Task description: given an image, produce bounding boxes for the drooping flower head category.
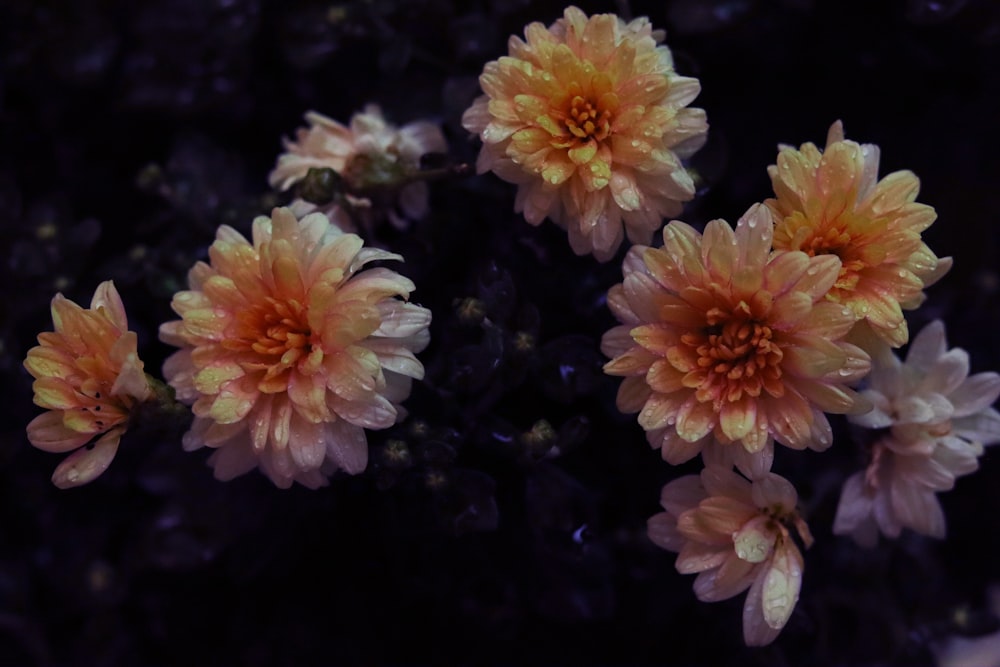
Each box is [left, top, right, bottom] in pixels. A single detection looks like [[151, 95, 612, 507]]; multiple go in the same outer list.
[[462, 6, 708, 262], [765, 121, 951, 347], [834, 320, 1000, 545], [270, 105, 447, 231], [602, 204, 871, 470], [24, 281, 153, 488], [160, 207, 431, 489], [648, 464, 813, 646]]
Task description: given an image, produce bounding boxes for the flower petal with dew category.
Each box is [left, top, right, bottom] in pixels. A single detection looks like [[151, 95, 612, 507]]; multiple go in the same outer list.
[[24, 281, 153, 488], [648, 464, 812, 646], [834, 320, 1000, 544], [766, 121, 951, 347], [270, 105, 447, 231], [462, 6, 708, 262], [602, 204, 871, 472], [160, 207, 431, 489]]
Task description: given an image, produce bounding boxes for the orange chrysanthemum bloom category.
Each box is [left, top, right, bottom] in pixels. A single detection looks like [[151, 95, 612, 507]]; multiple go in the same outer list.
[[462, 6, 708, 262], [24, 281, 153, 488], [160, 207, 431, 489], [765, 121, 951, 347], [602, 204, 872, 469]]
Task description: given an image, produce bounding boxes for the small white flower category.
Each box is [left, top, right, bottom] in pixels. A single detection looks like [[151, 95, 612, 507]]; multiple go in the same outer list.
[[834, 320, 1000, 544]]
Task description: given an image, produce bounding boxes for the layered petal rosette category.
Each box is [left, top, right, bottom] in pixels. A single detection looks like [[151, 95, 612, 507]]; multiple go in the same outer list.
[[834, 320, 1000, 544], [24, 281, 153, 488], [648, 464, 813, 646], [270, 105, 447, 230], [766, 121, 951, 347], [160, 207, 431, 489], [602, 204, 871, 470], [462, 5, 708, 261]]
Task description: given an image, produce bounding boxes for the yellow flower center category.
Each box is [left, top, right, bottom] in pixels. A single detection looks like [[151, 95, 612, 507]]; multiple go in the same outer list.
[[679, 302, 785, 406], [563, 95, 611, 143]]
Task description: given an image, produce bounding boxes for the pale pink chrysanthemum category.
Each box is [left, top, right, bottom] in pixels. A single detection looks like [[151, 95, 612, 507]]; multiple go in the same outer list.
[[462, 5, 708, 262], [269, 105, 447, 230], [765, 121, 951, 348], [160, 207, 431, 489], [648, 464, 813, 646], [24, 281, 153, 488], [602, 204, 871, 471], [834, 320, 1000, 545]]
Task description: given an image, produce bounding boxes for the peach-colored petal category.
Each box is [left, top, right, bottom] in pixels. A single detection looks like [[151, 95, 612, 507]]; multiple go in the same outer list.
[[463, 6, 708, 260], [767, 122, 942, 347], [23, 281, 151, 487], [51, 428, 122, 489], [161, 208, 430, 488]]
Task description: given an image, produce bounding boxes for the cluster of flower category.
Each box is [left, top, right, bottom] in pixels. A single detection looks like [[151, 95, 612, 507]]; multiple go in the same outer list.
[[21, 4, 1000, 647]]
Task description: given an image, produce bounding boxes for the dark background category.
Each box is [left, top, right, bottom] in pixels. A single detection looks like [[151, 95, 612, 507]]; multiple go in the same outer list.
[[1, 0, 999, 665]]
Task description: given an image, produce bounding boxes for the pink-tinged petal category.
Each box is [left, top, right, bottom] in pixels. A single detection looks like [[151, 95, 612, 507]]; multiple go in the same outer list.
[[797, 301, 856, 340], [950, 372, 1000, 418], [704, 438, 774, 479], [762, 391, 813, 449], [326, 418, 368, 474], [659, 428, 708, 464], [793, 254, 842, 302], [659, 475, 707, 516], [617, 376, 653, 413], [733, 205, 773, 291], [647, 513, 685, 551], [916, 348, 968, 396], [680, 497, 757, 543], [693, 558, 756, 602], [287, 413, 327, 471], [702, 219, 738, 281], [807, 409, 834, 451], [953, 408, 1000, 446], [51, 428, 122, 489], [751, 472, 799, 510], [207, 438, 260, 481], [638, 392, 686, 431], [26, 412, 94, 452], [782, 337, 847, 378], [763, 251, 810, 296], [832, 473, 875, 543], [890, 478, 946, 538], [701, 465, 754, 504], [742, 563, 783, 647], [676, 541, 730, 574]]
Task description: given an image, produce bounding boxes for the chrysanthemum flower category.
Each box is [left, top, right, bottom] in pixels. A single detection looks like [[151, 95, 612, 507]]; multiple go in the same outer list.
[[24, 281, 153, 488], [765, 121, 951, 347], [602, 204, 871, 469], [160, 207, 431, 489], [462, 6, 708, 262], [269, 105, 447, 231], [834, 320, 1000, 544], [648, 465, 812, 646]]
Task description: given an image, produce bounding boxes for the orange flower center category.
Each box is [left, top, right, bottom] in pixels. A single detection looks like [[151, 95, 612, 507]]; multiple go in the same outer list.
[[796, 225, 866, 294], [679, 303, 785, 406], [227, 297, 315, 385], [564, 95, 611, 143]]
